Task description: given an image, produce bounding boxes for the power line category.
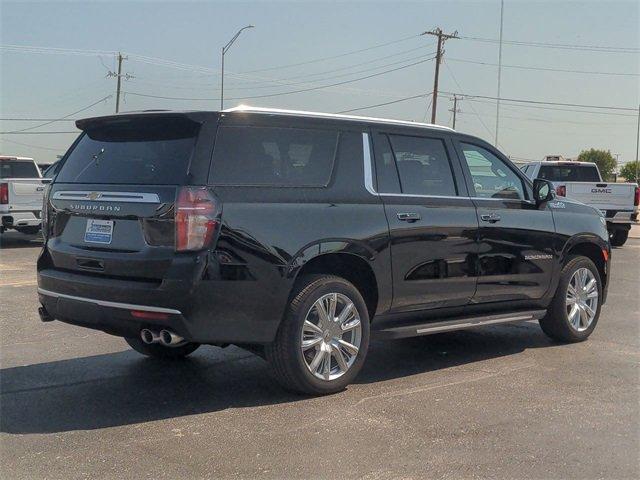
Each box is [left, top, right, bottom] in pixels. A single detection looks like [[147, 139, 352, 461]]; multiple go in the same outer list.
[[464, 98, 638, 117], [336, 93, 432, 113], [447, 58, 640, 77], [123, 56, 436, 102], [0, 96, 112, 134], [440, 91, 636, 111], [458, 35, 640, 53], [0, 44, 117, 56], [238, 34, 421, 73], [0, 118, 77, 121], [0, 138, 67, 151], [1, 131, 78, 135]]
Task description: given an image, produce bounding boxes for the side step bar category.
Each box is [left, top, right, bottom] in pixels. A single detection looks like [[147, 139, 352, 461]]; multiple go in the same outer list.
[[372, 310, 547, 340]]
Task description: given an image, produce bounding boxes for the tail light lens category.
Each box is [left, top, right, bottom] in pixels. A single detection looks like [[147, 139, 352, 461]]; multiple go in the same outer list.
[[556, 185, 566, 197], [634, 186, 639, 207], [0, 183, 8, 204], [41, 184, 51, 239], [175, 186, 219, 252]]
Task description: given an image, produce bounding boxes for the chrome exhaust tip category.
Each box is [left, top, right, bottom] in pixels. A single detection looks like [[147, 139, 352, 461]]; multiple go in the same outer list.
[[140, 328, 160, 344], [159, 329, 185, 347]]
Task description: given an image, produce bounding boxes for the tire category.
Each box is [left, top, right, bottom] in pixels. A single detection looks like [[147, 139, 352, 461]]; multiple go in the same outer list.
[[610, 227, 629, 247], [124, 336, 200, 359], [539, 255, 602, 343], [266, 275, 370, 395], [16, 226, 40, 235]]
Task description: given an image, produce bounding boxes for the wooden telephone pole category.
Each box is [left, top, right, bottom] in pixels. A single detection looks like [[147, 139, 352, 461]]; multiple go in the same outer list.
[[422, 28, 458, 124]]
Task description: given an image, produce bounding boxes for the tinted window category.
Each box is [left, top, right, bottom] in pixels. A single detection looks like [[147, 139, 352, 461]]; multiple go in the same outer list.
[[538, 165, 600, 182], [388, 135, 457, 196], [373, 134, 401, 193], [56, 118, 199, 185], [460, 143, 525, 200], [0, 161, 40, 178], [210, 126, 338, 186]]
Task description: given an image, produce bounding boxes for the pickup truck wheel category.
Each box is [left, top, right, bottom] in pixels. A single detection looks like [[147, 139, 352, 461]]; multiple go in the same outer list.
[[124, 336, 200, 359], [609, 227, 629, 247], [539, 255, 601, 343], [266, 275, 370, 395]]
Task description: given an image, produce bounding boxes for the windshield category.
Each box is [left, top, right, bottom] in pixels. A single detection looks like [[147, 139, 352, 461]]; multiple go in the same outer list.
[[56, 118, 199, 185], [0, 160, 40, 178], [538, 165, 600, 182]]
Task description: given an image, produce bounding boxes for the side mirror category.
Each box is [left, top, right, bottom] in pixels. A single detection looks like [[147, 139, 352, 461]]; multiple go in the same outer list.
[[533, 178, 555, 205]]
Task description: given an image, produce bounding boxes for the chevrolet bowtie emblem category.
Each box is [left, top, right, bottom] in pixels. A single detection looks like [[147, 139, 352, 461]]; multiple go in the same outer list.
[[87, 192, 102, 201]]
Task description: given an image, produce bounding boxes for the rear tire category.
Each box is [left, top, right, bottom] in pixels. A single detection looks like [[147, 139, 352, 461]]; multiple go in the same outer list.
[[609, 227, 629, 247], [125, 336, 200, 359], [266, 275, 370, 395], [539, 255, 602, 343]]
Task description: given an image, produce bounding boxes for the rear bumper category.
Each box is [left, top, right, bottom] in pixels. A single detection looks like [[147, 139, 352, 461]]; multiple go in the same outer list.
[[2, 211, 41, 228], [37, 262, 289, 344], [605, 210, 636, 224]]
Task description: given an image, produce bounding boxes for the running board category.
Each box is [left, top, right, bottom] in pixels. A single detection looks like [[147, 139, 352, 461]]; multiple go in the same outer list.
[[372, 310, 547, 340]]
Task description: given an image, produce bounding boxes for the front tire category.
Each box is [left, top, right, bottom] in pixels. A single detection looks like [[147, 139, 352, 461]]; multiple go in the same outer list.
[[266, 275, 370, 395], [539, 255, 602, 343], [125, 336, 200, 359]]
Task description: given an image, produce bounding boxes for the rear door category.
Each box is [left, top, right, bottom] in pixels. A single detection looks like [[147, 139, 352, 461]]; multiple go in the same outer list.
[[454, 140, 556, 303], [371, 128, 478, 312], [47, 114, 211, 280], [0, 160, 44, 211]]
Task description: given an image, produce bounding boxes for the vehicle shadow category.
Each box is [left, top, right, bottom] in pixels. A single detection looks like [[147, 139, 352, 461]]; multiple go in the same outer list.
[[0, 231, 43, 249], [0, 322, 553, 434]]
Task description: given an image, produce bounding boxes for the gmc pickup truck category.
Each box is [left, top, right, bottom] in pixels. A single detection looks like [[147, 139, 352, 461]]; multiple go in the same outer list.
[[522, 160, 639, 246], [0, 156, 46, 234]]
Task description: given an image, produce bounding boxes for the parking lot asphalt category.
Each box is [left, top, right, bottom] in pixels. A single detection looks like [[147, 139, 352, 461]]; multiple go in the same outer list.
[[1, 231, 638, 480]]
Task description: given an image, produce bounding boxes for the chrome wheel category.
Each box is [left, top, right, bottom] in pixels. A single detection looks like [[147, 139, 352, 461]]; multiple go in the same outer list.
[[566, 267, 598, 332], [301, 292, 362, 381]]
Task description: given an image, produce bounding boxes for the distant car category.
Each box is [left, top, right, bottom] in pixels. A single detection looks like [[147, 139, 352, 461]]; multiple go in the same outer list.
[[521, 161, 639, 246], [0, 156, 46, 235], [38, 107, 611, 395]]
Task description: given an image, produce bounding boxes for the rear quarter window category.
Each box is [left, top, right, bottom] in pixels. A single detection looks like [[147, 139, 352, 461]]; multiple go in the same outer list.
[[209, 126, 339, 187]]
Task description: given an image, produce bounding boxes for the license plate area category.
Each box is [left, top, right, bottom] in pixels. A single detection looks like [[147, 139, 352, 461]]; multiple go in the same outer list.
[[84, 219, 114, 244]]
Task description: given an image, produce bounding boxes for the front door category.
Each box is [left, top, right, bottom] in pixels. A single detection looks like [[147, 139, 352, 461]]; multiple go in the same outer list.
[[371, 130, 478, 312], [454, 140, 556, 304]]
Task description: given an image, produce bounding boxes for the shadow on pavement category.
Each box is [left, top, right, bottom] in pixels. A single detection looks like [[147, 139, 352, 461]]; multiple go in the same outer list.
[[0, 322, 553, 434], [0, 231, 43, 249]]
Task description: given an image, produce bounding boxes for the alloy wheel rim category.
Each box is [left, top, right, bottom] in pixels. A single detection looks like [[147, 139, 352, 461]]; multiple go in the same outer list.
[[566, 267, 598, 332], [301, 292, 362, 381]]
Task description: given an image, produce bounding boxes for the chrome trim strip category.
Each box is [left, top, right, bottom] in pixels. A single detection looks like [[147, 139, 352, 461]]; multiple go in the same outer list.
[[224, 106, 454, 131], [416, 314, 534, 334], [52, 191, 160, 203], [362, 132, 378, 196], [38, 288, 182, 315]]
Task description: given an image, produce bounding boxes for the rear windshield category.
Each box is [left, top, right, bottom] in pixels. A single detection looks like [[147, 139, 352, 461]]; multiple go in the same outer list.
[[538, 165, 600, 182], [0, 160, 40, 178], [56, 118, 199, 185], [210, 126, 338, 186]]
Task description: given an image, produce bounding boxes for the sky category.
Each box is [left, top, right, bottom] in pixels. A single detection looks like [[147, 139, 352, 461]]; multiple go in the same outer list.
[[1, 0, 638, 166]]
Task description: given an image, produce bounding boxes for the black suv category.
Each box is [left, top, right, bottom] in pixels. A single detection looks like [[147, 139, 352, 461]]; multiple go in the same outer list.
[[38, 107, 611, 395]]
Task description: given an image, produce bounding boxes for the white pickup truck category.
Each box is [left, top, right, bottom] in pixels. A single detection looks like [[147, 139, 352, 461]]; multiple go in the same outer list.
[[0, 156, 47, 235], [522, 160, 639, 246]]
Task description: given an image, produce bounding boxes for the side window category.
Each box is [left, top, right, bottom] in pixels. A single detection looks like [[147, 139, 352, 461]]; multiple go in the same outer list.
[[210, 126, 338, 186], [460, 143, 525, 200], [387, 134, 457, 196], [373, 133, 401, 193]]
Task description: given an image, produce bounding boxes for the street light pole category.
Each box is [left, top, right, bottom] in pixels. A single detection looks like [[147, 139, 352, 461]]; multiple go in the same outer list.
[[220, 25, 255, 110]]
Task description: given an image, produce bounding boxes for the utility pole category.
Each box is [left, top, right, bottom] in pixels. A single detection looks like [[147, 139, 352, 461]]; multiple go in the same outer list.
[[422, 28, 458, 124], [449, 95, 462, 129], [107, 52, 133, 113], [495, 0, 505, 146]]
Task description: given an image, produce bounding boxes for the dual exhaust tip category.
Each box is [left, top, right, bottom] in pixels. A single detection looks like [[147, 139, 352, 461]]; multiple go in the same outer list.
[[140, 328, 186, 347]]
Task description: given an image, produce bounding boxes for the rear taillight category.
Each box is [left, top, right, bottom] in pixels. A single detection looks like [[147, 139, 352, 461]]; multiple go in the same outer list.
[[556, 185, 566, 197], [634, 186, 639, 207], [41, 184, 51, 238], [0, 183, 8, 204], [175, 186, 219, 252]]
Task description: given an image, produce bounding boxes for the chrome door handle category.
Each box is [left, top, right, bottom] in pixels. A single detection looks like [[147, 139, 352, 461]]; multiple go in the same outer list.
[[480, 213, 501, 223], [397, 212, 421, 222]]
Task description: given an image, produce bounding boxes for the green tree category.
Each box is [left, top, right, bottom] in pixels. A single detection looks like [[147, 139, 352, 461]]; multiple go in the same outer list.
[[576, 149, 617, 181], [619, 161, 639, 183]]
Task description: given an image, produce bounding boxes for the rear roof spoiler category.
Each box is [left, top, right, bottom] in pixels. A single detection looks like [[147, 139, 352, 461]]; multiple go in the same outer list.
[[75, 111, 216, 131]]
